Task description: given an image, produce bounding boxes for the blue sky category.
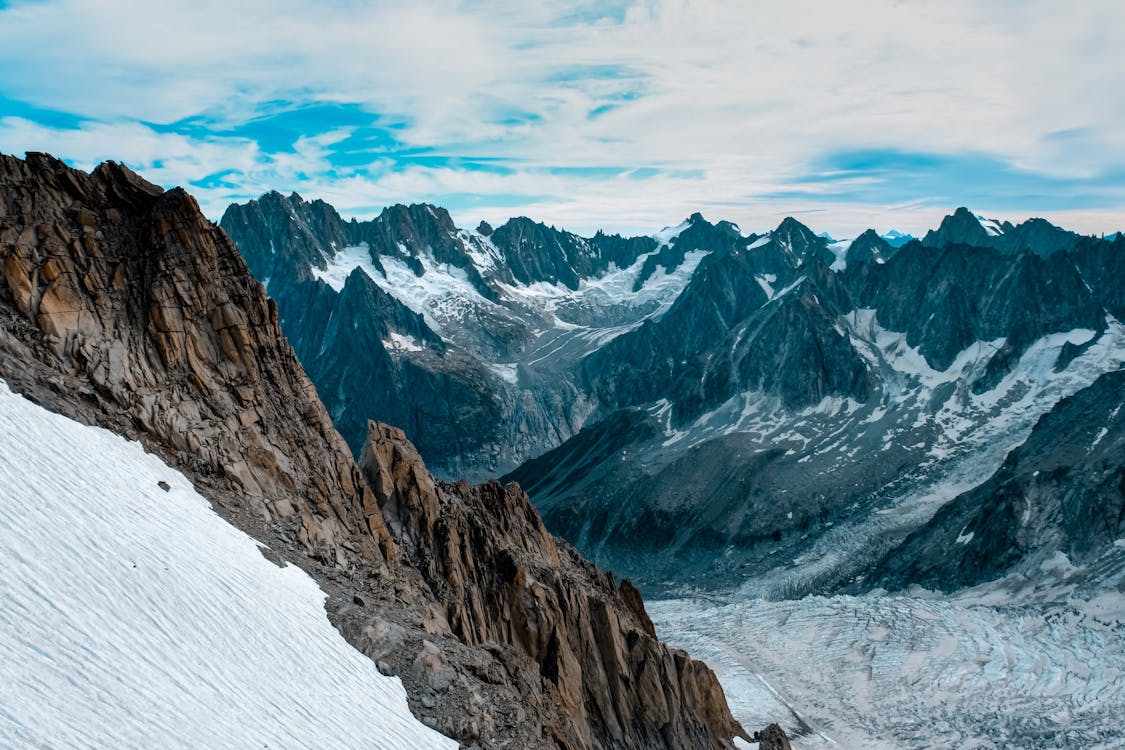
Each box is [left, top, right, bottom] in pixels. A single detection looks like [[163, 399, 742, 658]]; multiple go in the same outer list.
[[1, 0, 1122, 237]]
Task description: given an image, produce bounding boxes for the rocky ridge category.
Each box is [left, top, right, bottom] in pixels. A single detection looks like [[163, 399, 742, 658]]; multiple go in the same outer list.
[[0, 151, 751, 749], [0, 152, 390, 569], [361, 422, 742, 749], [922, 206, 1082, 256]]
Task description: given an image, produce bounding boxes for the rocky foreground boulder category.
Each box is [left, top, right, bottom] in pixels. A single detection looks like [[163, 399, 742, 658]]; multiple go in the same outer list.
[[0, 151, 762, 748]]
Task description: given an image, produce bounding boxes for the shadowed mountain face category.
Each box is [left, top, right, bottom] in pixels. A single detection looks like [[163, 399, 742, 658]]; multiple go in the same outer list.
[[867, 368, 1125, 593], [921, 206, 1082, 256], [509, 227, 1123, 591], [221, 188, 1125, 596], [580, 236, 871, 424], [0, 152, 750, 750]]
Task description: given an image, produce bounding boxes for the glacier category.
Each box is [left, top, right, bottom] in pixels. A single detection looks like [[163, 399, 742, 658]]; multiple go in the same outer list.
[[643, 319, 1125, 748], [651, 575, 1125, 749], [0, 380, 456, 750]]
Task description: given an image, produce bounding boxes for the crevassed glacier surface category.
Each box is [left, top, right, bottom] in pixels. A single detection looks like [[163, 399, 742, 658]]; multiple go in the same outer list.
[[652, 571, 1125, 749]]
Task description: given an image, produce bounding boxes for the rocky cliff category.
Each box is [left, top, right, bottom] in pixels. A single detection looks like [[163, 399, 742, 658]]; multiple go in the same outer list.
[[0, 151, 750, 749], [361, 422, 744, 749], [0, 151, 391, 569]]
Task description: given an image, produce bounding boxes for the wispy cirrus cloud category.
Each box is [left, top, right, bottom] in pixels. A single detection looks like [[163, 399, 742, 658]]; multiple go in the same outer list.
[[0, 0, 1122, 236]]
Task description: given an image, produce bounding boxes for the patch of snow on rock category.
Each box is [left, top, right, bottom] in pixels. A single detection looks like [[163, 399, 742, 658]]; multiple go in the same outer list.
[[975, 214, 1004, 237], [310, 242, 381, 292], [384, 331, 426, 353], [827, 239, 852, 272]]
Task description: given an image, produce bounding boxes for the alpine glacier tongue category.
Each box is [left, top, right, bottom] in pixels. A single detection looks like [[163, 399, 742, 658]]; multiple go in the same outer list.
[[0, 381, 456, 750], [650, 584, 1125, 750]]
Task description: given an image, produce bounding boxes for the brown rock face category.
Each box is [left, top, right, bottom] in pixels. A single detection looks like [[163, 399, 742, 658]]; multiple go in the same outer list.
[[754, 723, 792, 750], [361, 420, 748, 750], [0, 152, 392, 567], [0, 152, 749, 750]]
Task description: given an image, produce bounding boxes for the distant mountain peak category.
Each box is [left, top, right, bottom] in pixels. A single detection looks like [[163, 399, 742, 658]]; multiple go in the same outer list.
[[775, 216, 816, 235], [845, 228, 897, 266], [376, 202, 457, 230], [922, 206, 994, 248], [772, 216, 824, 253], [922, 207, 1080, 257], [880, 229, 916, 248]]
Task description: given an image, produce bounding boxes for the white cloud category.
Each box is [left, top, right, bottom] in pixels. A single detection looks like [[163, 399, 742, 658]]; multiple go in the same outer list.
[[0, 117, 259, 185], [0, 0, 1121, 235]]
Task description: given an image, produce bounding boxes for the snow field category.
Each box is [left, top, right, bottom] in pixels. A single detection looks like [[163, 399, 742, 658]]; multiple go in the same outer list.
[[0, 381, 457, 750]]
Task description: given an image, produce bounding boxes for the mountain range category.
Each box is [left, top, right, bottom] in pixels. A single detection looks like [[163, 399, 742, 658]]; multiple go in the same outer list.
[[3, 149, 1121, 748], [221, 192, 1125, 596]]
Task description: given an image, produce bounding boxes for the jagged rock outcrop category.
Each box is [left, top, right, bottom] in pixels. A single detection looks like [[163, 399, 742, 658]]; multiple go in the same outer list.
[[754, 724, 792, 750], [488, 216, 655, 290], [583, 217, 870, 425], [0, 151, 747, 749], [361, 421, 748, 750], [0, 151, 391, 568]]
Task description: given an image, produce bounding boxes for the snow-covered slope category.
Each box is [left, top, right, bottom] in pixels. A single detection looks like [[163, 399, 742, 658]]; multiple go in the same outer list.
[[0, 381, 456, 750]]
